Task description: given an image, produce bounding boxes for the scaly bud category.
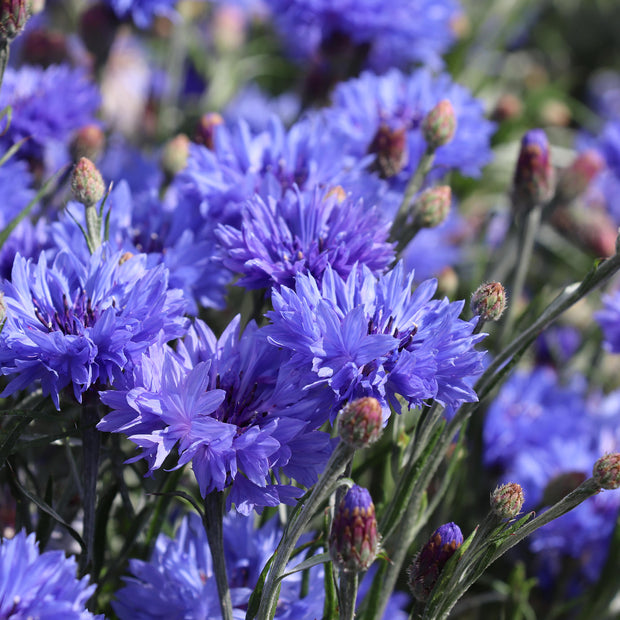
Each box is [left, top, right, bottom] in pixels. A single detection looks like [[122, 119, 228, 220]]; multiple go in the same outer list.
[[422, 100, 456, 151], [470, 282, 507, 321], [512, 129, 554, 211], [338, 397, 383, 449], [556, 149, 605, 204], [490, 482, 524, 519], [71, 157, 105, 207], [414, 186, 451, 229], [0, 0, 32, 43], [194, 112, 224, 150], [593, 453, 620, 490], [70, 125, 105, 163], [329, 485, 379, 572], [367, 124, 408, 179], [161, 134, 190, 178], [408, 522, 463, 602]]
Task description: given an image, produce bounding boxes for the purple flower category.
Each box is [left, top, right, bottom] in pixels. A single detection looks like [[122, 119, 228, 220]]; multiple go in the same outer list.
[[0, 530, 100, 619], [265, 0, 460, 72], [98, 316, 332, 514], [266, 262, 485, 422], [113, 512, 325, 619], [102, 0, 177, 28], [596, 289, 620, 353], [0, 244, 187, 409], [216, 187, 394, 291]]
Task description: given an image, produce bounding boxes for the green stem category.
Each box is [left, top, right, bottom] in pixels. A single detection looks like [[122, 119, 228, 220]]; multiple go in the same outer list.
[[339, 571, 359, 620], [203, 491, 234, 620], [85, 204, 101, 254], [0, 42, 9, 93]]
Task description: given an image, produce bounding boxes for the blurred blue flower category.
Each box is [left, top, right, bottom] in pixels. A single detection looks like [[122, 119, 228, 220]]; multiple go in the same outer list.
[[266, 262, 485, 421], [0, 530, 100, 619], [98, 316, 332, 514], [103, 0, 178, 28], [113, 512, 324, 619], [596, 288, 620, 353], [0, 244, 187, 409], [216, 187, 394, 291]]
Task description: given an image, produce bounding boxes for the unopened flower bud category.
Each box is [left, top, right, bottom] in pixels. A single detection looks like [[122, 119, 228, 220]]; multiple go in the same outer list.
[[556, 149, 605, 204], [470, 282, 507, 321], [194, 112, 224, 150], [367, 124, 408, 178], [161, 134, 190, 178], [0, 0, 32, 43], [414, 186, 451, 229], [593, 453, 620, 490], [338, 397, 383, 449], [490, 482, 524, 519], [71, 157, 105, 207], [70, 125, 105, 162], [491, 93, 523, 122], [513, 129, 554, 210], [422, 100, 456, 151], [329, 485, 379, 572], [22, 28, 67, 66], [408, 522, 463, 602]]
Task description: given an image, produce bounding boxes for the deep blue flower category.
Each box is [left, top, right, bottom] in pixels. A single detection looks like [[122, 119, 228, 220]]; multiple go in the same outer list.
[[98, 315, 332, 514], [265, 262, 485, 422], [324, 68, 495, 186], [0, 530, 100, 619], [0, 64, 100, 170], [264, 0, 460, 72], [113, 512, 324, 619], [596, 288, 620, 353], [0, 244, 187, 409], [216, 187, 394, 291], [103, 0, 178, 28]]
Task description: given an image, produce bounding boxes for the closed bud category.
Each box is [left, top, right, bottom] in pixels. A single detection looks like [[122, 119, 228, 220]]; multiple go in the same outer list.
[[414, 186, 451, 229], [0, 0, 31, 43], [513, 129, 554, 210], [22, 28, 67, 66], [422, 100, 456, 151], [593, 453, 620, 490], [556, 149, 605, 204], [470, 282, 506, 321], [490, 482, 524, 519], [367, 124, 408, 179], [194, 112, 224, 150], [329, 485, 379, 572], [70, 125, 105, 163], [71, 157, 105, 207], [338, 397, 383, 449], [161, 134, 190, 178], [408, 522, 463, 602], [492, 93, 523, 122]]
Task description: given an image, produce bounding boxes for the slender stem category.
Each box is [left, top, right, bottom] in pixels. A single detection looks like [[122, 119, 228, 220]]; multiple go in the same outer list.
[[203, 491, 234, 620], [0, 42, 9, 93], [339, 571, 359, 620], [84, 204, 101, 254]]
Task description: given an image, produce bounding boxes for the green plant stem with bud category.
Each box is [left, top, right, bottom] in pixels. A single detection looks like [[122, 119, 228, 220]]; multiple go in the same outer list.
[[339, 571, 359, 620], [85, 205, 102, 254]]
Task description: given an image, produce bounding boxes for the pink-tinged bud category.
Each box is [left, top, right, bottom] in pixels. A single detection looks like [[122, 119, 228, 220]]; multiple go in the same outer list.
[[470, 282, 507, 321], [512, 129, 554, 210], [71, 157, 105, 207], [556, 149, 605, 204], [367, 124, 409, 179], [408, 522, 463, 602], [329, 485, 379, 572], [593, 453, 620, 490], [161, 134, 190, 178], [422, 100, 457, 151], [22, 28, 68, 66], [0, 0, 32, 43], [491, 93, 523, 122], [414, 186, 451, 229], [338, 397, 383, 449], [70, 125, 106, 163], [490, 482, 524, 519], [194, 112, 224, 150], [542, 472, 587, 506]]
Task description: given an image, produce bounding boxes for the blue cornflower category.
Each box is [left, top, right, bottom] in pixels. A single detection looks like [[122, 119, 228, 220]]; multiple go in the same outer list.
[[113, 512, 324, 619], [596, 288, 620, 353], [324, 68, 495, 185], [266, 262, 485, 421], [98, 316, 332, 514], [0, 64, 100, 170], [102, 0, 178, 28], [264, 0, 460, 72], [216, 187, 394, 291], [0, 530, 100, 619], [0, 244, 187, 409]]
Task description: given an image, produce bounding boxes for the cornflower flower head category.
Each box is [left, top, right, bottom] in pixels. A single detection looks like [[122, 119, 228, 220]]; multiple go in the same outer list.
[[113, 512, 325, 619], [266, 262, 485, 422], [102, 0, 177, 28], [265, 0, 460, 72], [0, 243, 187, 409], [98, 316, 332, 515], [215, 186, 394, 291], [0, 530, 100, 619]]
